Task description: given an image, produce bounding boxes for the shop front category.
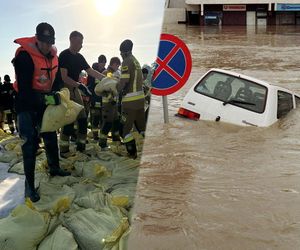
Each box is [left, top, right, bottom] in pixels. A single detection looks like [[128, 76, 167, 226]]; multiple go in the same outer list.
[[276, 3, 300, 25]]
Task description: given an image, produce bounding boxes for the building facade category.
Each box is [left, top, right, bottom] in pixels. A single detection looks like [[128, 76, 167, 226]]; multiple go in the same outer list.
[[164, 0, 300, 25]]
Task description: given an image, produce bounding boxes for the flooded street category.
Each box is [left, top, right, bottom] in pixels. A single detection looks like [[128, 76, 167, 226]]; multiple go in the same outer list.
[[128, 25, 300, 249]]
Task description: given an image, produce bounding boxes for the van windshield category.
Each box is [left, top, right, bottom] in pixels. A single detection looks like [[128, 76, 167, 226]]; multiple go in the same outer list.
[[194, 71, 267, 113]]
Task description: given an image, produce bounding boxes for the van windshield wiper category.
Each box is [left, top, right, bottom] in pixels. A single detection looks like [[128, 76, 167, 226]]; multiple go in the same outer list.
[[223, 99, 256, 106]]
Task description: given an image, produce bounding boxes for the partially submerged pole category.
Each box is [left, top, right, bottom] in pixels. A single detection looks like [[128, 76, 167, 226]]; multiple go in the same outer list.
[[162, 95, 169, 124]]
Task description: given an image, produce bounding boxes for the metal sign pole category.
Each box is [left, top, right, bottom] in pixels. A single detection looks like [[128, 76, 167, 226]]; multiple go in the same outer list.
[[162, 95, 169, 123]]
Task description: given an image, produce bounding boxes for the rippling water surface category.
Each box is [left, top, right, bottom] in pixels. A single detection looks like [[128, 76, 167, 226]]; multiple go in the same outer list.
[[129, 25, 300, 250]]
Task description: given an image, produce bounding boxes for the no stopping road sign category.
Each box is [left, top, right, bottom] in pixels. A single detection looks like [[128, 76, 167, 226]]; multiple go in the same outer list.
[[151, 33, 192, 96]]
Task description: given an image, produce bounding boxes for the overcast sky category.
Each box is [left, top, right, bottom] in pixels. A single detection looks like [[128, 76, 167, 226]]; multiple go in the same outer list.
[[0, 0, 165, 80]]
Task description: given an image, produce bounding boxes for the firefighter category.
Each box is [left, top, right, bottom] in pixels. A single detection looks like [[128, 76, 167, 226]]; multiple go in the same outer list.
[[98, 57, 121, 150], [117, 40, 146, 159], [56, 31, 105, 157], [87, 55, 107, 140], [12, 22, 71, 202]]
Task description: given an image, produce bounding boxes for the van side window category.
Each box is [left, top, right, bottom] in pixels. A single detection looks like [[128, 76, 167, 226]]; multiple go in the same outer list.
[[277, 91, 293, 119], [295, 96, 300, 108]]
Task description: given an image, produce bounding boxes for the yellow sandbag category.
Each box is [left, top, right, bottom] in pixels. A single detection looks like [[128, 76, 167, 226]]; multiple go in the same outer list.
[[110, 196, 129, 208], [94, 164, 111, 177], [13, 143, 22, 155], [94, 77, 119, 97], [41, 88, 83, 133], [110, 142, 127, 156], [0, 129, 6, 136], [4, 142, 17, 151], [0, 205, 50, 250], [111, 228, 131, 250]]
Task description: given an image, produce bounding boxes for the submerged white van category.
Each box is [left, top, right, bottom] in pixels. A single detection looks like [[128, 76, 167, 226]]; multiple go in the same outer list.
[[178, 69, 300, 127]]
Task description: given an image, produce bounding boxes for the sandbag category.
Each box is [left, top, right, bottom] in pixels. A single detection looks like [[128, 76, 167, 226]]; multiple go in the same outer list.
[[0, 129, 10, 141], [62, 207, 129, 250], [8, 152, 47, 175], [38, 225, 78, 250], [29, 182, 75, 216], [40, 88, 83, 133], [0, 151, 18, 164], [0, 205, 50, 250], [74, 160, 111, 181], [110, 183, 137, 209], [94, 77, 119, 97], [111, 228, 130, 250], [74, 190, 109, 210]]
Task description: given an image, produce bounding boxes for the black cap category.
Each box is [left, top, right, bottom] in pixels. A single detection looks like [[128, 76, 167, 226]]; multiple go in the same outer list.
[[36, 22, 55, 44], [120, 39, 133, 53]]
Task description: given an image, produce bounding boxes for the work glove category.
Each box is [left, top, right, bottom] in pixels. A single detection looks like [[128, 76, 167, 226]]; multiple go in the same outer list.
[[78, 83, 92, 97], [44, 92, 61, 105]]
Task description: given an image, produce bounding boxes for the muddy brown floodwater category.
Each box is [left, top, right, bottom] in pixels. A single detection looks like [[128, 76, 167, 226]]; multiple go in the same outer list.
[[128, 24, 300, 250]]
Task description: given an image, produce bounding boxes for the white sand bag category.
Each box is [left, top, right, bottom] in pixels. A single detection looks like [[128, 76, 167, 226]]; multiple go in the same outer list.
[[41, 88, 83, 132], [38, 225, 78, 250], [0, 205, 50, 250], [94, 77, 119, 97]]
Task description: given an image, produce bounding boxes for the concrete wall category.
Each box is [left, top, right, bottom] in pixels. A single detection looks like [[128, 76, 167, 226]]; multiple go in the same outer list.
[[167, 0, 199, 10], [168, 0, 186, 8], [163, 8, 186, 23]]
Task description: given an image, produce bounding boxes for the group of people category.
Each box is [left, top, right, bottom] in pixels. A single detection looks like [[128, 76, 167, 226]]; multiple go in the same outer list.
[[0, 74, 16, 134], [11, 22, 152, 202]]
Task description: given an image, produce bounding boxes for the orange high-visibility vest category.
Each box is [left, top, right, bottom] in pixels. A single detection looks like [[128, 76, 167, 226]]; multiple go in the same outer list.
[[13, 36, 58, 92]]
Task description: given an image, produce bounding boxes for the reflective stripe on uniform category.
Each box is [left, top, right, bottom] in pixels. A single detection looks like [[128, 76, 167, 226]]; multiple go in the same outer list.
[[122, 91, 144, 102], [124, 91, 144, 98], [133, 69, 137, 92], [121, 73, 130, 79], [92, 128, 98, 133], [122, 95, 144, 102], [123, 133, 134, 143]]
